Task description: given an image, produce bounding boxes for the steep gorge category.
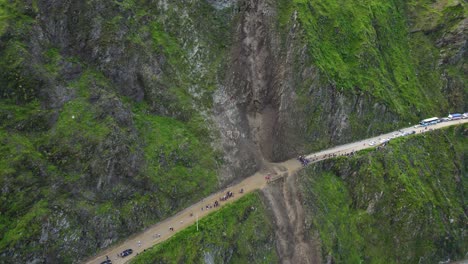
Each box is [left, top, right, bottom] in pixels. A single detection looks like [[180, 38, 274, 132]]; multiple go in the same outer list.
[[0, 0, 466, 263], [213, 0, 283, 184]]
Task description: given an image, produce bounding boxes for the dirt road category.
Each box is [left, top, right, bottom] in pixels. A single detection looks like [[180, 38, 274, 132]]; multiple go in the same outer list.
[[85, 119, 467, 264]]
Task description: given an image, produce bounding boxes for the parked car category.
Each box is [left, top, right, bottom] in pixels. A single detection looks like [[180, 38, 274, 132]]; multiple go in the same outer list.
[[369, 141, 376, 146], [120, 249, 133, 257], [100, 260, 112, 264]]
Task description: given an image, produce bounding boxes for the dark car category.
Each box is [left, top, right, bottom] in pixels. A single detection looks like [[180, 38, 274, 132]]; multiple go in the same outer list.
[[120, 249, 133, 257], [100, 260, 112, 264]]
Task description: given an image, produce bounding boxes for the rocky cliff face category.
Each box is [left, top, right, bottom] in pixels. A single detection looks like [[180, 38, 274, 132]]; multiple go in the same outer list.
[[0, 0, 466, 262]]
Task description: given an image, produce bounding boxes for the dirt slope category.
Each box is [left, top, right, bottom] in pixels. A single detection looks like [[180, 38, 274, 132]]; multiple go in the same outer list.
[[262, 172, 321, 264]]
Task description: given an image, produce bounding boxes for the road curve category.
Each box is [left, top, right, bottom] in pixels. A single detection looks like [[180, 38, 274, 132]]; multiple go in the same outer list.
[[85, 119, 467, 264]]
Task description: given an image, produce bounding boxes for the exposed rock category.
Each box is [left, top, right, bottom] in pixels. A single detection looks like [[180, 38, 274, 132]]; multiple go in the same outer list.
[[214, 0, 278, 184], [207, 0, 238, 10]]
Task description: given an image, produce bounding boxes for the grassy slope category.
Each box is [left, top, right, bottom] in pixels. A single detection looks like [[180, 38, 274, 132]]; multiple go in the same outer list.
[[300, 125, 467, 263], [405, 0, 467, 112], [130, 192, 278, 264], [0, 1, 230, 261], [280, 0, 466, 118]]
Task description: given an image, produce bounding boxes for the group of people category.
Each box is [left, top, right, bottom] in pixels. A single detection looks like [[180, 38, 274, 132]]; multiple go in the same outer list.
[[203, 204, 213, 210], [299, 151, 361, 164], [330, 151, 358, 157], [162, 188, 248, 237], [221, 190, 234, 201], [201, 189, 237, 212], [298, 155, 311, 166]]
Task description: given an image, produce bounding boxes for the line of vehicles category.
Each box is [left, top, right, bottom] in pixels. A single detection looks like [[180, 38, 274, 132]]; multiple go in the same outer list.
[[419, 113, 467, 126], [368, 130, 416, 146], [368, 112, 467, 146]]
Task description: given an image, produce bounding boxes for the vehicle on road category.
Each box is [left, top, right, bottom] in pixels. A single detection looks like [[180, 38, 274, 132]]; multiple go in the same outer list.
[[448, 113, 462, 120], [369, 141, 376, 146], [420, 117, 440, 126], [100, 260, 112, 264], [120, 249, 133, 257]]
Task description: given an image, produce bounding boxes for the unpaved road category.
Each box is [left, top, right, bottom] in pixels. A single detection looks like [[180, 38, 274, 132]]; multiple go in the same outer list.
[[85, 119, 467, 264]]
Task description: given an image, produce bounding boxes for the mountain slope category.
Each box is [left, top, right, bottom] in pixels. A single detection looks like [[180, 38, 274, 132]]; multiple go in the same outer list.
[[0, 0, 465, 262]]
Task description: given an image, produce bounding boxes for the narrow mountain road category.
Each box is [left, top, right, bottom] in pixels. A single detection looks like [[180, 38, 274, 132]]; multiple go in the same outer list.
[[85, 119, 467, 264]]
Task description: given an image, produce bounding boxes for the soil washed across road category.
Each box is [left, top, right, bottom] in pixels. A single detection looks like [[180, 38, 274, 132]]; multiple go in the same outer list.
[[85, 119, 468, 264]]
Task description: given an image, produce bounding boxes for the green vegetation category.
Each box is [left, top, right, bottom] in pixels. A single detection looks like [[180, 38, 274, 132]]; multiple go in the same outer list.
[[0, 0, 38, 103], [281, 0, 461, 117], [300, 125, 467, 263], [0, 99, 64, 254], [131, 192, 278, 264], [0, 1, 231, 261], [0, 75, 220, 262], [406, 0, 466, 32], [405, 0, 467, 112], [147, 0, 232, 112], [133, 103, 218, 212], [0, 40, 39, 103], [0, 0, 465, 262], [0, 0, 7, 35], [273, 0, 465, 154]]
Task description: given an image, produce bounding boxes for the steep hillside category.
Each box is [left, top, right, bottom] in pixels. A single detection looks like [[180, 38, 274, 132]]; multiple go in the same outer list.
[[299, 125, 467, 263], [0, 1, 229, 262], [0, 0, 466, 262], [268, 0, 466, 159], [130, 192, 278, 264]]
